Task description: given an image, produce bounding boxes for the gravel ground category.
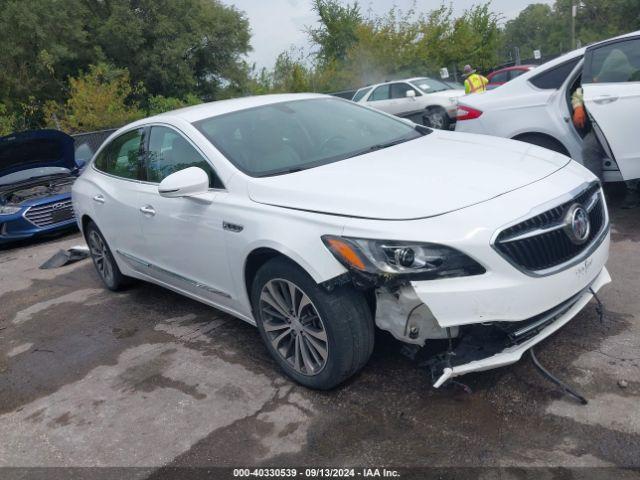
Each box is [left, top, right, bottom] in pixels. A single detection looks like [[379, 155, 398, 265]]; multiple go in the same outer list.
[[0, 189, 638, 478]]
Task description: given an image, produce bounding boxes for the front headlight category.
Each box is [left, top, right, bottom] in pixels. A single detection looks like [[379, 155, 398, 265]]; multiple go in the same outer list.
[[322, 235, 485, 281], [0, 205, 21, 216]]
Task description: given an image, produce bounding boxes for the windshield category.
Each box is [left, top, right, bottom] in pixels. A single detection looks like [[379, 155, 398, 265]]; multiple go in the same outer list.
[[194, 98, 425, 177], [410, 77, 452, 93]]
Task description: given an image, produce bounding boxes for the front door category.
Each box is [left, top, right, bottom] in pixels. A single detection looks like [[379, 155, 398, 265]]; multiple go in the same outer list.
[[136, 125, 235, 308], [582, 35, 640, 180]]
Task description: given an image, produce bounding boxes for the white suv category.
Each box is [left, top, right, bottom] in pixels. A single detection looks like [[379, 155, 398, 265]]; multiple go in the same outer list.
[[456, 31, 640, 182], [73, 94, 610, 390], [352, 77, 464, 130]]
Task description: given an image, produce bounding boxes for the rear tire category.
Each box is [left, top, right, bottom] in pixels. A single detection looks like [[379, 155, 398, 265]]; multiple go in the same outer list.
[[251, 257, 374, 389], [85, 221, 131, 291], [423, 107, 450, 130]]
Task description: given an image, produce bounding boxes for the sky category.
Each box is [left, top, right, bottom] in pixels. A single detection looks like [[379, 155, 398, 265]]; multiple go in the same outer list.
[[225, 0, 555, 70]]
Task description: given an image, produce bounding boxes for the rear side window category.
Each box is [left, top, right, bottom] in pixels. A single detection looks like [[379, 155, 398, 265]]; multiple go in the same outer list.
[[369, 85, 390, 101], [583, 38, 640, 84], [510, 69, 527, 80], [146, 126, 223, 188], [94, 129, 145, 180], [352, 87, 372, 102], [529, 57, 581, 90]]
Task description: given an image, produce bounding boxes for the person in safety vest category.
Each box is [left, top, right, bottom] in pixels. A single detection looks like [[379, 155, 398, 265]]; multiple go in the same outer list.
[[463, 65, 488, 94]]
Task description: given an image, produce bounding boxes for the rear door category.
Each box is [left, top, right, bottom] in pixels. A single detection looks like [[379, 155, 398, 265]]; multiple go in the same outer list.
[[90, 128, 147, 267], [582, 35, 640, 180], [365, 84, 394, 113]]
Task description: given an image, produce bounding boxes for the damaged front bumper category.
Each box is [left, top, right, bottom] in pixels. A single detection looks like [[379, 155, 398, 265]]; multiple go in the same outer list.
[[432, 266, 611, 387]]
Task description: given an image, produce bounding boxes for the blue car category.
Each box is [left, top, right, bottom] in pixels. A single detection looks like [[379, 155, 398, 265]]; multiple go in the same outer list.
[[0, 129, 84, 245]]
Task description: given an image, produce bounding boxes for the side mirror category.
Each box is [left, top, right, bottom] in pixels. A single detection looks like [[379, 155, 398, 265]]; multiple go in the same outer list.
[[158, 167, 209, 198], [406, 89, 416, 98]]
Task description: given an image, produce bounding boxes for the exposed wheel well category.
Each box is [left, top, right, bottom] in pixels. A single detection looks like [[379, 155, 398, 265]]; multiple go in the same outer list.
[[81, 215, 94, 238], [243, 247, 376, 317], [512, 133, 570, 157], [244, 248, 292, 306]]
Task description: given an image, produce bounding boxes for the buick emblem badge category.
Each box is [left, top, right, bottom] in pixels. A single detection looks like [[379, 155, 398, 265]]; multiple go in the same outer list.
[[564, 203, 590, 245]]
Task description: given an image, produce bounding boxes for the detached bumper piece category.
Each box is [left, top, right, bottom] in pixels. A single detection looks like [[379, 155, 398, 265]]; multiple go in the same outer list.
[[431, 266, 611, 388]]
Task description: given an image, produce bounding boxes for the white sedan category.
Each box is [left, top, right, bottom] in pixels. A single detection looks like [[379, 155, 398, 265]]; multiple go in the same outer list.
[[73, 94, 610, 389], [456, 30, 640, 182], [352, 77, 464, 130]]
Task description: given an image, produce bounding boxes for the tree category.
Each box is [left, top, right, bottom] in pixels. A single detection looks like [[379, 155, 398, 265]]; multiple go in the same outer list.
[[83, 0, 251, 101], [307, 0, 363, 66], [47, 64, 143, 133], [0, 0, 94, 129]]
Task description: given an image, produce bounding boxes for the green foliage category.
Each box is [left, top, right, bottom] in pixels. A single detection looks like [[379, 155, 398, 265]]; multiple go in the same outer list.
[[0, 104, 16, 136], [307, 0, 363, 66], [147, 94, 202, 116], [47, 64, 144, 133]]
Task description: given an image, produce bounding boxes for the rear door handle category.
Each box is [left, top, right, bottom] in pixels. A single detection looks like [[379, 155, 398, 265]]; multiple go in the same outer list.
[[139, 205, 156, 216], [93, 194, 105, 204], [593, 95, 619, 105]]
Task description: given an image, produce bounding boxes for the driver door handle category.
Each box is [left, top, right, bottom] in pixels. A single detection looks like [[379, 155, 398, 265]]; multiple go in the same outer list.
[[593, 95, 619, 105], [139, 205, 156, 216]]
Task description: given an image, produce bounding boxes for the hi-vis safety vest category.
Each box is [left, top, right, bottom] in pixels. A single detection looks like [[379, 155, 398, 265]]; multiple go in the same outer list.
[[464, 73, 488, 94]]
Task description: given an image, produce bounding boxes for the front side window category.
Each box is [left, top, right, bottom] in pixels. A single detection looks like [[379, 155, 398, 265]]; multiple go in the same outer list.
[[510, 68, 528, 80], [529, 57, 581, 90], [368, 85, 390, 101], [583, 38, 640, 84], [94, 129, 145, 180], [146, 126, 222, 188], [194, 98, 426, 177], [352, 87, 372, 102], [391, 83, 420, 98]]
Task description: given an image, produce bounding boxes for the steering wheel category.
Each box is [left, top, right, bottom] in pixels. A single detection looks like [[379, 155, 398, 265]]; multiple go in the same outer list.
[[318, 135, 348, 155]]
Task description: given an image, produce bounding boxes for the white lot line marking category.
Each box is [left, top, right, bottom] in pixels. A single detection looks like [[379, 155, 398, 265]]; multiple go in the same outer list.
[[0, 341, 283, 467], [12, 288, 103, 325], [547, 393, 640, 436], [6, 342, 33, 357]]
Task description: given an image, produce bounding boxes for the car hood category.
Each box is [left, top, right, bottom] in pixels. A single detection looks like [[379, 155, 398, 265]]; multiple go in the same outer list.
[[0, 130, 76, 180], [248, 130, 571, 220]]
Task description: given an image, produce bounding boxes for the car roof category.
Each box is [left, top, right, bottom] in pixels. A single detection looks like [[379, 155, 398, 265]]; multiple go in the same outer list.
[[128, 93, 328, 126]]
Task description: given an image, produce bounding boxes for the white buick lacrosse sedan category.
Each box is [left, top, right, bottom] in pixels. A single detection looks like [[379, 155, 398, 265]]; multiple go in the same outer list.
[[72, 94, 610, 389]]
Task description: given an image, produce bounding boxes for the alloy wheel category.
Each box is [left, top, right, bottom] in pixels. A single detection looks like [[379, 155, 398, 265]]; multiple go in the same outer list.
[[259, 279, 329, 376], [88, 230, 114, 286], [426, 111, 445, 129]]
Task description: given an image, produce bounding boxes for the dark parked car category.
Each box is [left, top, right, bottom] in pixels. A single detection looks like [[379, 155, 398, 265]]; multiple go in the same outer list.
[[487, 65, 536, 90], [0, 129, 84, 245]]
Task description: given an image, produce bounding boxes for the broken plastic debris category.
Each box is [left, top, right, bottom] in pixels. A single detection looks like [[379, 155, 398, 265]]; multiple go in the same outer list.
[[40, 245, 90, 269]]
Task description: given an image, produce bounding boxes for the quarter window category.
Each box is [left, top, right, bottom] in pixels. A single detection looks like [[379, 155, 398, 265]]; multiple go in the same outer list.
[[368, 84, 390, 101], [529, 57, 581, 90], [146, 126, 222, 188], [583, 38, 640, 84], [94, 129, 145, 180]]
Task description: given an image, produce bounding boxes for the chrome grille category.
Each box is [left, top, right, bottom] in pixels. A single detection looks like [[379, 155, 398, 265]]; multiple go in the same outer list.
[[24, 199, 75, 227], [495, 183, 607, 274]]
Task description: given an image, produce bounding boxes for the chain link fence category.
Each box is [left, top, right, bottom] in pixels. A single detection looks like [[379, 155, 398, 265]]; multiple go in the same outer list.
[[72, 128, 118, 164]]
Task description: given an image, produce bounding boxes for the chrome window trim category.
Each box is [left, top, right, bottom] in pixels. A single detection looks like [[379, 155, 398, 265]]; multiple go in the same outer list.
[[91, 122, 227, 192], [491, 181, 609, 278], [116, 249, 231, 299]]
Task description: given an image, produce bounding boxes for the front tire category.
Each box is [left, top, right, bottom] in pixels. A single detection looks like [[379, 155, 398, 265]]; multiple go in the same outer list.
[[85, 221, 131, 291], [251, 257, 374, 389]]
